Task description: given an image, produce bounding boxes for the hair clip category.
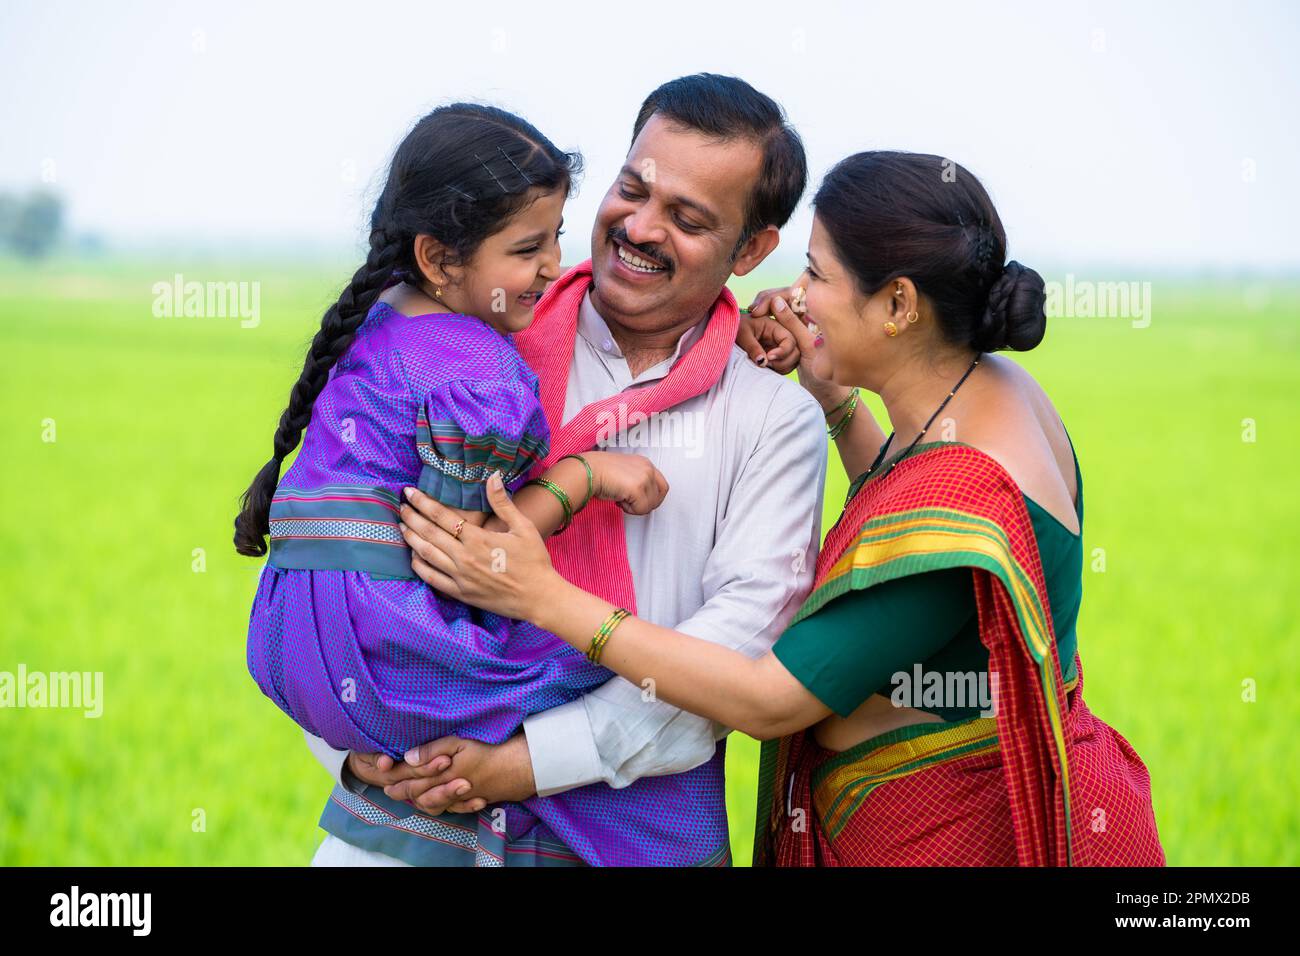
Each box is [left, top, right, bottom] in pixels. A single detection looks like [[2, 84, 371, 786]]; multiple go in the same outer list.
[[497, 146, 534, 186], [474, 152, 509, 192]]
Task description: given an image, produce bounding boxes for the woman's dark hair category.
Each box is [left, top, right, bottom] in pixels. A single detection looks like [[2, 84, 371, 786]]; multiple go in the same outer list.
[[632, 73, 807, 254], [813, 151, 1046, 353], [233, 103, 582, 557]]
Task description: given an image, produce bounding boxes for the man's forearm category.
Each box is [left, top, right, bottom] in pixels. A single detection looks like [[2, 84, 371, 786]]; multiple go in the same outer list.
[[304, 730, 350, 786]]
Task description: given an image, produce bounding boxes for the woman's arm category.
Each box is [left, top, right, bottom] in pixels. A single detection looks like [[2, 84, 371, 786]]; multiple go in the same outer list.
[[532, 575, 832, 740], [399, 476, 831, 740]]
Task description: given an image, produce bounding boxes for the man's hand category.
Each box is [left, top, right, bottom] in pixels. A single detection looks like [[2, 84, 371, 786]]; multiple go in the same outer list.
[[345, 750, 452, 788], [382, 733, 537, 815]]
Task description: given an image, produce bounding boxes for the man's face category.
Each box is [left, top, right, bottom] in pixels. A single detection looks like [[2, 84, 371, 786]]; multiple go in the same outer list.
[[589, 113, 764, 332]]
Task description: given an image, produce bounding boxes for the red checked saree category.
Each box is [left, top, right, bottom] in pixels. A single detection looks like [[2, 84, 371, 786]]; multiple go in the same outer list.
[[754, 442, 1165, 866]]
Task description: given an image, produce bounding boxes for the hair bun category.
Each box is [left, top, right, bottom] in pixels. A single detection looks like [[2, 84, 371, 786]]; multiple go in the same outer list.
[[971, 260, 1046, 352]]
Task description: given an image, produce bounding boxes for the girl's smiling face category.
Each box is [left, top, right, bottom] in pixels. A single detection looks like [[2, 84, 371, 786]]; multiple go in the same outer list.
[[424, 186, 568, 335]]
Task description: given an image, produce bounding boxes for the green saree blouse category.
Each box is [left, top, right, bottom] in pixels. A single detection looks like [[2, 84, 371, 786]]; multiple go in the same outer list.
[[773, 440, 1084, 722]]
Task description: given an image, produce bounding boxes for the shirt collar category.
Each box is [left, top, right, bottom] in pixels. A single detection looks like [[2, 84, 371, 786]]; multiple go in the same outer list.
[[577, 290, 710, 382]]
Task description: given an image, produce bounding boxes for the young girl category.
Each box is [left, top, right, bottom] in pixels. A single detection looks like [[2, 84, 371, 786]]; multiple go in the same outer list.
[[235, 104, 664, 760]]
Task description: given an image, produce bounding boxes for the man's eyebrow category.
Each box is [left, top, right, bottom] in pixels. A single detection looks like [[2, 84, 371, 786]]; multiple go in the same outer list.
[[618, 165, 719, 225]]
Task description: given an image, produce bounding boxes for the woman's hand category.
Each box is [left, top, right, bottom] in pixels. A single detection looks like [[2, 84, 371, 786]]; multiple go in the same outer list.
[[748, 281, 854, 414], [400, 474, 561, 622], [585, 451, 669, 515], [737, 284, 802, 373]]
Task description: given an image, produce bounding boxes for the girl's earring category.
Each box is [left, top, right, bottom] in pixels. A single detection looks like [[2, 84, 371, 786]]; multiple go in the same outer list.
[[884, 321, 899, 337], [905, 311, 919, 324]]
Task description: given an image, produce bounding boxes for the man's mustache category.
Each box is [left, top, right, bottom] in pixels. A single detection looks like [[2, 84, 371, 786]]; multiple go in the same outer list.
[[607, 228, 673, 272]]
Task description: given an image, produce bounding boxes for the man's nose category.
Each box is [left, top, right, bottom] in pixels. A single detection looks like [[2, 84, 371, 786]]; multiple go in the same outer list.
[[622, 207, 668, 249]]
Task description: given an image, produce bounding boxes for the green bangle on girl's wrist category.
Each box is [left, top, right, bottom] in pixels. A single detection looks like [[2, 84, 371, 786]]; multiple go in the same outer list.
[[524, 476, 574, 533], [559, 454, 595, 511]]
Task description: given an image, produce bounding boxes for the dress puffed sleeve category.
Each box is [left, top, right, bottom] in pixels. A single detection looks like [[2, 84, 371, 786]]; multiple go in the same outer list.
[[415, 377, 551, 511]]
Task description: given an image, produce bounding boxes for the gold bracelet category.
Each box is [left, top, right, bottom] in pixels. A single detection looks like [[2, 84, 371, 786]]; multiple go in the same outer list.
[[587, 608, 630, 664], [523, 476, 573, 532]]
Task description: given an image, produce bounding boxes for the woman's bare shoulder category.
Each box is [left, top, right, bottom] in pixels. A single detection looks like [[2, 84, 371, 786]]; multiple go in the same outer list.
[[958, 356, 1079, 533]]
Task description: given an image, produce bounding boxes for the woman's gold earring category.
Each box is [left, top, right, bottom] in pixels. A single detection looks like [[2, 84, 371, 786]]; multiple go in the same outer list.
[[884, 321, 899, 337], [905, 311, 919, 324]]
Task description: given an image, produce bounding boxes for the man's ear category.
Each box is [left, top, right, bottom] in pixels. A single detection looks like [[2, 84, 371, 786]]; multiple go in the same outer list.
[[730, 225, 781, 278], [413, 233, 456, 289]]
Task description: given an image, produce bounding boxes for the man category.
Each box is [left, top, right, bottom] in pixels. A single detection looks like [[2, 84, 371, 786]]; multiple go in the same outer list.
[[305, 74, 826, 865]]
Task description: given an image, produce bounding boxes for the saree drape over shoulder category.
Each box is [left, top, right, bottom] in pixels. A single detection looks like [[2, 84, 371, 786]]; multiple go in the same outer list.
[[754, 443, 1165, 866]]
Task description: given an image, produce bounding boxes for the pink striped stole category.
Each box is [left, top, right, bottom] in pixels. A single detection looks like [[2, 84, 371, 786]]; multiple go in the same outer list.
[[514, 260, 740, 613]]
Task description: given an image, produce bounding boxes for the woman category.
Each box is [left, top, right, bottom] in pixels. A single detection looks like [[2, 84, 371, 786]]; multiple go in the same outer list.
[[398, 151, 1166, 866]]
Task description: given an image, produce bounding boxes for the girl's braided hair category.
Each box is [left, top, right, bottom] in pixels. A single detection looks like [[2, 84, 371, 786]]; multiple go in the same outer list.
[[234, 104, 581, 556]]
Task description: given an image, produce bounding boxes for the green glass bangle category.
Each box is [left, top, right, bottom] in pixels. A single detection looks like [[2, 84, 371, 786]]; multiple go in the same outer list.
[[587, 607, 630, 664], [524, 476, 573, 533], [559, 453, 595, 511], [825, 387, 858, 420], [827, 390, 860, 440]]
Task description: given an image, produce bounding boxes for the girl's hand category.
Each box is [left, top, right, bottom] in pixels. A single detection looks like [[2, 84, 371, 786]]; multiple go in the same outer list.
[[400, 475, 560, 622], [585, 451, 669, 515]]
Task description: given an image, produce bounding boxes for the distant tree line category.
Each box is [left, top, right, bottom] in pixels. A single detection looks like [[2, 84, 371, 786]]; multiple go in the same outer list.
[[0, 189, 65, 258]]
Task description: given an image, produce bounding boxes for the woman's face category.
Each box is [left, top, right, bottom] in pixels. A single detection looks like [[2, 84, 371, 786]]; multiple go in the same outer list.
[[799, 214, 890, 386]]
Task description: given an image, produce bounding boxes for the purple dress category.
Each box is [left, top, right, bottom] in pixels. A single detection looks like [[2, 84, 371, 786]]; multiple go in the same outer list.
[[246, 301, 611, 758]]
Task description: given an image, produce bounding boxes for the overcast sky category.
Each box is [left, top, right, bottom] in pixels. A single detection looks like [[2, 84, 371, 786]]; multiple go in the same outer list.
[[2, 0, 1297, 270]]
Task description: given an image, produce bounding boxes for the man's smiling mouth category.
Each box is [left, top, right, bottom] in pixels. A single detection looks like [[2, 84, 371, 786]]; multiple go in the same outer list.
[[612, 236, 669, 274]]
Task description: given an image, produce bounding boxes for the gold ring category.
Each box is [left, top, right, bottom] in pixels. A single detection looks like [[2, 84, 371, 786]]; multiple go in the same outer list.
[[451, 519, 465, 540]]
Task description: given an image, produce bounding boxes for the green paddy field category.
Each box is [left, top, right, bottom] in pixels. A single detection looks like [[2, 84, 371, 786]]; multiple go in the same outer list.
[[1, 256, 1296, 865]]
